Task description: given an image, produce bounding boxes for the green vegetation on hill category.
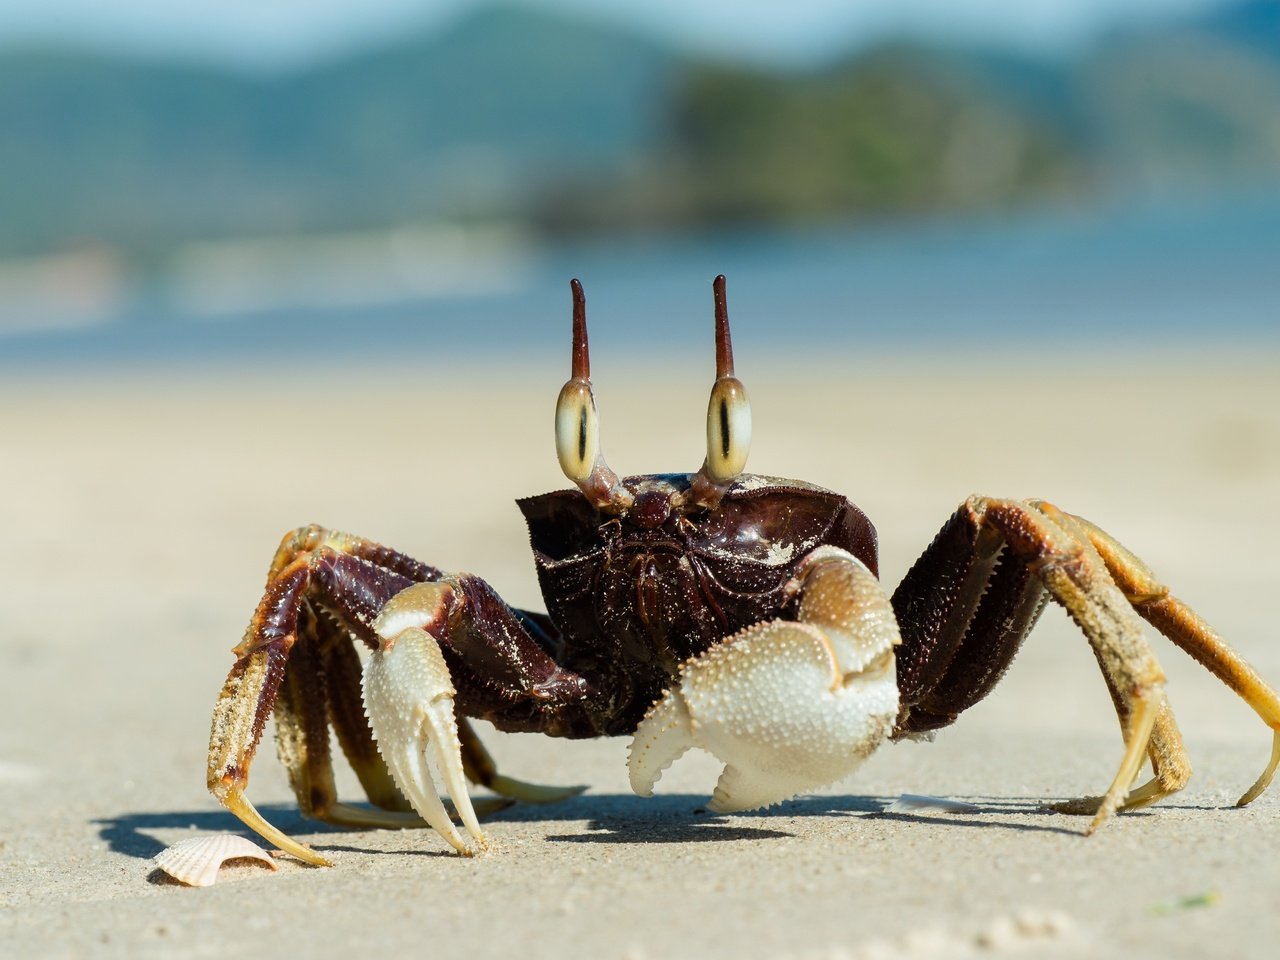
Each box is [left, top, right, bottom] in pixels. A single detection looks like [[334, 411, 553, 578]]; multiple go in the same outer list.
[[534, 49, 1089, 233]]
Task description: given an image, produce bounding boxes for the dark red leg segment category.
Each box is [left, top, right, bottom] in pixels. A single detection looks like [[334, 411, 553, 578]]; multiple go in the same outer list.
[[439, 574, 598, 737], [893, 544, 1048, 735], [891, 509, 1003, 711], [887, 497, 1202, 829]]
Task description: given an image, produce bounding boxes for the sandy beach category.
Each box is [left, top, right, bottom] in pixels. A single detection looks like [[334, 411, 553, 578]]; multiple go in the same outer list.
[[3, 349, 1279, 959]]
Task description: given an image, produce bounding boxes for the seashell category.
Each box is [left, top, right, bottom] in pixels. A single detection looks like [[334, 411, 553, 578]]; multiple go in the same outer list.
[[883, 793, 981, 815], [154, 834, 279, 887]]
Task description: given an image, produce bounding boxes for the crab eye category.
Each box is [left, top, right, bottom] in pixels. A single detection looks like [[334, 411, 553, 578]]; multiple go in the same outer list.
[[705, 375, 751, 482], [555, 380, 600, 484], [552, 280, 633, 512]]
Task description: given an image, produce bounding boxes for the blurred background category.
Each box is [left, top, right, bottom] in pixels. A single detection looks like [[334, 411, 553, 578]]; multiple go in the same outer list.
[[5, 6, 1280, 954], [1, 0, 1278, 361]]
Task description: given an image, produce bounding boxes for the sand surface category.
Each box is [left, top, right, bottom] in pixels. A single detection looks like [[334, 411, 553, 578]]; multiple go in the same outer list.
[[3, 350, 1279, 959]]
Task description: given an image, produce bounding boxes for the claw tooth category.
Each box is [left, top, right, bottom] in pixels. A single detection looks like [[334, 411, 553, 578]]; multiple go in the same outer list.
[[397, 739, 471, 854], [362, 627, 478, 855], [708, 764, 800, 814], [423, 704, 486, 847], [627, 689, 695, 797]]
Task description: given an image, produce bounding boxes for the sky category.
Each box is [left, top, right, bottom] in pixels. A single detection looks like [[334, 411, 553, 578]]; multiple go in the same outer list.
[[0, 0, 1235, 70]]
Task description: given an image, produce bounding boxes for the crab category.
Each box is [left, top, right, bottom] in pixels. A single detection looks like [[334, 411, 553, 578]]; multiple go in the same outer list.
[[207, 276, 1280, 866]]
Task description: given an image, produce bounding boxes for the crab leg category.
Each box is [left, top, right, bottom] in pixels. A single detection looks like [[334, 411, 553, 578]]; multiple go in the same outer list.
[[317, 614, 416, 814], [210, 526, 581, 862], [459, 718, 587, 804], [209, 539, 428, 864], [1052, 506, 1280, 805], [209, 556, 333, 866], [894, 497, 1188, 831], [275, 605, 513, 832], [893, 503, 1193, 813], [629, 545, 901, 812]]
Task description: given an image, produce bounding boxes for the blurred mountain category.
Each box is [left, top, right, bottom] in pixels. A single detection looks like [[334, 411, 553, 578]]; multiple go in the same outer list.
[[0, 6, 677, 257], [1079, 1, 1280, 190], [534, 45, 1093, 233], [1186, 0, 1280, 58], [3, 1, 1280, 257]]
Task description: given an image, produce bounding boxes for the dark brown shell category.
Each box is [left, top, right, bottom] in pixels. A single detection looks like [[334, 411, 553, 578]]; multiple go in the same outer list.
[[517, 474, 878, 733]]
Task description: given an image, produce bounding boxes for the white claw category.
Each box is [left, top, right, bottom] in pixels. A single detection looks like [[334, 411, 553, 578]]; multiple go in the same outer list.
[[627, 686, 695, 798], [628, 620, 898, 813], [362, 625, 486, 855]]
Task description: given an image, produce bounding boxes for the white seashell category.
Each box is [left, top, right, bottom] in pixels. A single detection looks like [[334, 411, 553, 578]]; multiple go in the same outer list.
[[883, 793, 981, 814], [154, 834, 279, 887]]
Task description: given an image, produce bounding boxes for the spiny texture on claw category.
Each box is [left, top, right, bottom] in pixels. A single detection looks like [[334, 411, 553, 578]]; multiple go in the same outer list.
[[628, 620, 898, 812], [362, 616, 486, 855]]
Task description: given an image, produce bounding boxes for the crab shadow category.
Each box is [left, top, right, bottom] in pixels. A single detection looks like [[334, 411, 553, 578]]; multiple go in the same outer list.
[[525, 792, 1088, 842], [98, 789, 1134, 862]]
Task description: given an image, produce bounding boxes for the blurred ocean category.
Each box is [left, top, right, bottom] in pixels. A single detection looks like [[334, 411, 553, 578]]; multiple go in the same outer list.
[[1, 190, 1277, 369]]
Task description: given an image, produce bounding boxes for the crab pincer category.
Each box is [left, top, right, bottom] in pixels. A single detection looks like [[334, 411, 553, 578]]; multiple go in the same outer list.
[[629, 546, 902, 812], [363, 583, 487, 854]]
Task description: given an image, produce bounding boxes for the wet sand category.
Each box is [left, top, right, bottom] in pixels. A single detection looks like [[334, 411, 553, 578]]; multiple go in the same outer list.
[[2, 350, 1279, 959]]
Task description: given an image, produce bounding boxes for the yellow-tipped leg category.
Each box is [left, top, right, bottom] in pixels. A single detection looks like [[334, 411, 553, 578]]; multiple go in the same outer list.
[[1063, 511, 1280, 810], [1087, 692, 1161, 834], [1238, 730, 1280, 807], [319, 798, 514, 831], [940, 500, 1173, 832], [459, 718, 586, 804], [487, 775, 588, 804], [219, 787, 332, 867]]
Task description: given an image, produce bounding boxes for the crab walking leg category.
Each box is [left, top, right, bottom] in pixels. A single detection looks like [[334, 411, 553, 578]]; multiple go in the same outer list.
[[629, 546, 901, 812], [1053, 506, 1280, 805], [1029, 507, 1192, 814], [363, 583, 487, 854], [1045, 664, 1191, 816], [272, 604, 342, 820], [319, 619, 415, 814], [211, 524, 591, 859], [892, 523, 1046, 733], [892, 507, 1194, 813], [459, 719, 587, 804], [210, 527, 449, 864], [277, 609, 511, 831], [208, 559, 334, 866], [893, 505, 1193, 814], [947, 498, 1169, 831], [267, 523, 445, 584]]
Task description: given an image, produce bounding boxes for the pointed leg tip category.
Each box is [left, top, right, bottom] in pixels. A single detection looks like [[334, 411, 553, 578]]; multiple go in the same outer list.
[[271, 840, 334, 867], [1235, 732, 1280, 807], [1085, 807, 1113, 836]]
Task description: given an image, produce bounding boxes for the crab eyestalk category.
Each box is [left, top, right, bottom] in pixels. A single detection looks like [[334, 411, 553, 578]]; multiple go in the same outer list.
[[689, 275, 752, 510], [555, 279, 634, 513]]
